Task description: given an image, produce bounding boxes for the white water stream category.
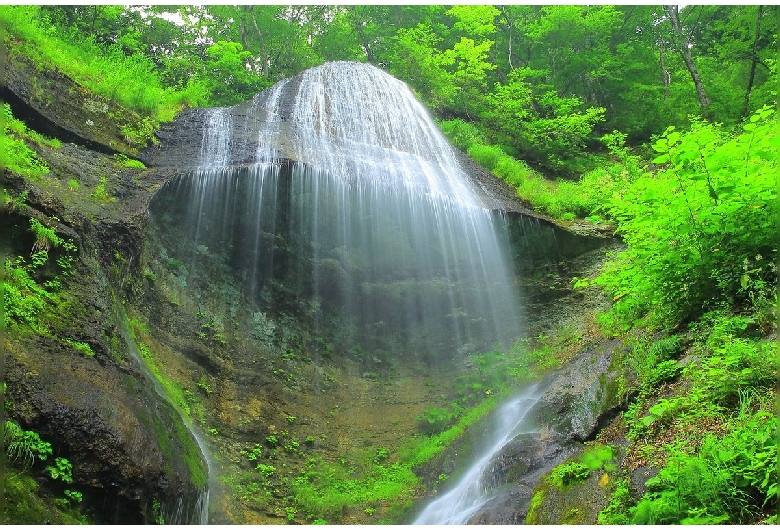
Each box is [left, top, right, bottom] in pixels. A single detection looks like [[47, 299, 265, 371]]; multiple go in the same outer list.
[[116, 306, 212, 524], [413, 384, 543, 525]]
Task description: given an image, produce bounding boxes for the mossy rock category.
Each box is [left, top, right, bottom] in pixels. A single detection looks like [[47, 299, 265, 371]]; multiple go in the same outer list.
[[3, 472, 85, 524], [5, 55, 151, 155], [526, 443, 619, 525], [528, 341, 629, 442]]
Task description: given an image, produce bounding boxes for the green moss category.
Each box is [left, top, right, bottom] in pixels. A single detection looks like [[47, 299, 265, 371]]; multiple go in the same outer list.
[[123, 314, 208, 489], [3, 471, 86, 524], [525, 481, 550, 524]]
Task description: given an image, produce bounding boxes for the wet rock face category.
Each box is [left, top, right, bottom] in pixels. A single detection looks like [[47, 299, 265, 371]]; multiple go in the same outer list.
[[3, 55, 207, 523], [5, 324, 203, 523], [529, 341, 628, 442], [466, 432, 577, 524]]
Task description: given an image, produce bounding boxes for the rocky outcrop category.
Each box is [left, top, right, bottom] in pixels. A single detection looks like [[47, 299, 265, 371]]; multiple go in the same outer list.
[[3, 52, 208, 523], [3, 53, 149, 155], [528, 341, 629, 442], [466, 432, 578, 524]]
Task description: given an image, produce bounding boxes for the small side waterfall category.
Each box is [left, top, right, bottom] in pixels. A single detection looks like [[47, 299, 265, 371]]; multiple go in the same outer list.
[[412, 384, 543, 525], [116, 305, 211, 524]]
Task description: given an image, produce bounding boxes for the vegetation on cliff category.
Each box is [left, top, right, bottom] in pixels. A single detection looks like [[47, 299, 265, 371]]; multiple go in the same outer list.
[[2, 4, 777, 525]]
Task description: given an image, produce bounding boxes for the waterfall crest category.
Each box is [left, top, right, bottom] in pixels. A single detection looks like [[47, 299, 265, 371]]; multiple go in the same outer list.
[[150, 61, 525, 364]]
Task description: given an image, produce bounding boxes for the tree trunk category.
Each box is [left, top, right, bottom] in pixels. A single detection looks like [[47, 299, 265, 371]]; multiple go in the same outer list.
[[663, 5, 711, 116], [741, 6, 764, 118], [659, 39, 671, 99]]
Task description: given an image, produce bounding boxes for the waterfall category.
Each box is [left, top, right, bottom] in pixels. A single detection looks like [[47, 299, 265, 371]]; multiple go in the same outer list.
[[150, 61, 524, 364], [412, 384, 542, 524]]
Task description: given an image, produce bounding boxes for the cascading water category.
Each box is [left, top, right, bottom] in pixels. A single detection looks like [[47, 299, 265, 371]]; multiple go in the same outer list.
[[146, 61, 533, 522], [150, 62, 524, 364], [412, 384, 543, 524]]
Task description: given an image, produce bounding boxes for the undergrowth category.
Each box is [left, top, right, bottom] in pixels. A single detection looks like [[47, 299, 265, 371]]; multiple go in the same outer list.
[[0, 5, 207, 125]]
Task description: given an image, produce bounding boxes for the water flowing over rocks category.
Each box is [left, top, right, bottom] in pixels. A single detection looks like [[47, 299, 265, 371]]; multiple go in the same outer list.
[[4, 57, 617, 524], [528, 340, 629, 442], [410, 336, 627, 525]]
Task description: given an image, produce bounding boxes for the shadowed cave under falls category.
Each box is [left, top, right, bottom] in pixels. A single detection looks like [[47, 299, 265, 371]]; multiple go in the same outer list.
[[146, 61, 533, 522]]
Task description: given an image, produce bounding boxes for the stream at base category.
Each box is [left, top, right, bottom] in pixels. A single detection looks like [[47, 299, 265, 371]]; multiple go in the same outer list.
[[413, 383, 543, 525]]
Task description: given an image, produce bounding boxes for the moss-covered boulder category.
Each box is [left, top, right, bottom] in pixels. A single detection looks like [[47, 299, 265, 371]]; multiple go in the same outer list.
[[3, 53, 151, 156], [525, 443, 620, 525], [527, 340, 629, 442]]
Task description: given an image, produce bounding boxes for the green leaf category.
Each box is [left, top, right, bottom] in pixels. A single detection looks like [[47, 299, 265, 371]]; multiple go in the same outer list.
[[652, 154, 669, 164]]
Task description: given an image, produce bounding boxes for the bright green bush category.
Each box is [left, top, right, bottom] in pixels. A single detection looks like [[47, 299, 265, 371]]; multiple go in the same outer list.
[[596, 107, 777, 328], [4, 420, 53, 467], [0, 6, 206, 124], [630, 408, 776, 524]]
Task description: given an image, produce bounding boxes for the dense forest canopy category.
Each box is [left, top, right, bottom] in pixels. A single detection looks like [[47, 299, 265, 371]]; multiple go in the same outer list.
[[10, 4, 777, 173]]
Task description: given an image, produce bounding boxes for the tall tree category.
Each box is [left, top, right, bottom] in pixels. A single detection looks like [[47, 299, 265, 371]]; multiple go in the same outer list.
[[663, 5, 711, 116]]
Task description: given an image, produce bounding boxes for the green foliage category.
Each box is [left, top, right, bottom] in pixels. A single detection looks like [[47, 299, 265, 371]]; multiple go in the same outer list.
[[197, 40, 270, 106], [65, 339, 95, 357], [2, 105, 51, 179], [441, 118, 600, 219], [597, 107, 777, 328], [483, 69, 607, 172], [416, 407, 454, 435], [291, 458, 418, 521], [550, 461, 590, 487], [4, 218, 77, 333], [4, 189, 29, 213], [45, 457, 74, 483], [90, 176, 115, 202], [113, 153, 146, 169], [4, 256, 53, 332], [598, 478, 632, 524], [62, 489, 83, 505], [550, 444, 615, 488], [4, 420, 53, 467], [414, 338, 562, 435], [631, 409, 776, 524], [690, 336, 776, 409]]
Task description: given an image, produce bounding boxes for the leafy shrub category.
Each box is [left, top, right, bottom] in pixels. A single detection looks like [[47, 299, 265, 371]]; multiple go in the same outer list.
[[91, 176, 115, 202], [644, 359, 680, 388], [550, 444, 614, 488], [550, 461, 590, 487], [596, 108, 777, 328], [691, 338, 775, 408], [630, 409, 776, 524], [416, 407, 453, 435], [46, 456, 74, 483], [4, 420, 53, 467]]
